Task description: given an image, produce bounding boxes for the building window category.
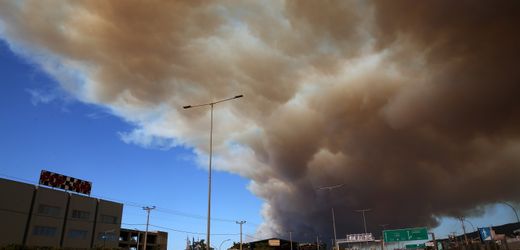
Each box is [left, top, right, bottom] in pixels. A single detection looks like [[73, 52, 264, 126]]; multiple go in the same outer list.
[[72, 209, 90, 220], [98, 232, 117, 241], [37, 204, 61, 217], [100, 214, 118, 224], [33, 226, 56, 237], [68, 229, 88, 239]]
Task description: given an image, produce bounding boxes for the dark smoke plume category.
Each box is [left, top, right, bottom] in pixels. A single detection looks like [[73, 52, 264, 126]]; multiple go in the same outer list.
[[1, 0, 519, 241]]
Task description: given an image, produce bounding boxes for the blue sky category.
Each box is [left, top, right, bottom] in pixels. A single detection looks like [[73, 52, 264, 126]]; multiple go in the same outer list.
[[0, 40, 264, 250]]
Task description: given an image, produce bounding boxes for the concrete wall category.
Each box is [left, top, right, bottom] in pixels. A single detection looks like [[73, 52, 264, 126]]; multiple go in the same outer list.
[[25, 186, 68, 247], [92, 199, 123, 248], [155, 231, 169, 250], [0, 178, 35, 246], [62, 193, 97, 248], [0, 178, 123, 249]]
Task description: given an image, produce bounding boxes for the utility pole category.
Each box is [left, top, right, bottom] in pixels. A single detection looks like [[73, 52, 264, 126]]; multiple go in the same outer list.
[[316, 235, 320, 250], [355, 209, 371, 234], [143, 206, 156, 250], [331, 208, 337, 250], [289, 231, 293, 250], [236, 221, 246, 250], [379, 224, 389, 250], [459, 217, 469, 245]]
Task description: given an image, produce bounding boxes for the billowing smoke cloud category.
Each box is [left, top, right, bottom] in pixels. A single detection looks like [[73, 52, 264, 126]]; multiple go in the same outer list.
[[1, 0, 519, 240]]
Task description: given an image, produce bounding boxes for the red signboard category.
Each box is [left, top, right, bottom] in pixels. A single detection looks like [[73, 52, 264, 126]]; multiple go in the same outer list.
[[39, 170, 92, 195]]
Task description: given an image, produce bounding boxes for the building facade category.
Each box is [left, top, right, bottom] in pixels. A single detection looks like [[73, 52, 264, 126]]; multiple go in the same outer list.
[[231, 238, 299, 250], [119, 228, 168, 250], [0, 177, 123, 249]]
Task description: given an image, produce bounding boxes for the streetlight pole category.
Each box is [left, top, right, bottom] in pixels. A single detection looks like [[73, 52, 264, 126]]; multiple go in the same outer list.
[[289, 231, 293, 250], [502, 202, 520, 223], [331, 208, 337, 250], [183, 94, 243, 250], [317, 184, 344, 250], [219, 239, 231, 250], [355, 209, 371, 249], [355, 209, 371, 234]]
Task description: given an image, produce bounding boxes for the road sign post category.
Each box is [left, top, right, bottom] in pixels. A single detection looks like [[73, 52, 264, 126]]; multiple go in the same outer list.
[[478, 227, 494, 242]]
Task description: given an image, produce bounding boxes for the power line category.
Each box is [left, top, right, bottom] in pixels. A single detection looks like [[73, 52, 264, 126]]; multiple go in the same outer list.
[[0, 173, 261, 225], [154, 207, 236, 223], [0, 172, 260, 237], [244, 221, 260, 228], [0, 173, 37, 184], [121, 223, 146, 226], [0, 208, 238, 236], [245, 234, 261, 241], [149, 224, 239, 236]]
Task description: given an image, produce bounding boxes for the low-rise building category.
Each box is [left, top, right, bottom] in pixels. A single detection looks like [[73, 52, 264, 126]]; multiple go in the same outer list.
[[0, 177, 123, 249], [231, 238, 298, 250], [119, 228, 168, 250]]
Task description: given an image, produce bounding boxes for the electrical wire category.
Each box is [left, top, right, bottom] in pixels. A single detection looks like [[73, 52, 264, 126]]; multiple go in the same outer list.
[[0, 173, 262, 225], [149, 224, 239, 236], [0, 173, 264, 239], [0, 208, 238, 236]]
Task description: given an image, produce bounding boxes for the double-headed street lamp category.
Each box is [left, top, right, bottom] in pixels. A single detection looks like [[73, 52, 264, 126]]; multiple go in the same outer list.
[[183, 94, 243, 250], [317, 184, 345, 250]]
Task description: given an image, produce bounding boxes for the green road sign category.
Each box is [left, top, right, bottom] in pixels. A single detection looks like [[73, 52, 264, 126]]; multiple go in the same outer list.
[[406, 243, 426, 249], [383, 227, 428, 242]]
